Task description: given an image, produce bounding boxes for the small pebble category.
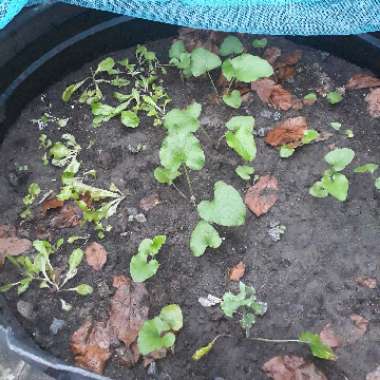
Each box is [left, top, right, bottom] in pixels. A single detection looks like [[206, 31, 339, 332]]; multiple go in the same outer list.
[[49, 318, 65, 335], [17, 300, 36, 320], [135, 213, 147, 223]]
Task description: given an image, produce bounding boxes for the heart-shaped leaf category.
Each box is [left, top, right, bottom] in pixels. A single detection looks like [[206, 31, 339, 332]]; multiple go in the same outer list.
[[324, 148, 355, 171], [198, 181, 246, 227], [228, 54, 273, 83], [130, 255, 159, 283], [190, 48, 222, 77], [219, 36, 244, 56], [223, 90, 242, 109], [235, 165, 255, 180], [322, 172, 349, 201], [309, 181, 328, 198], [121, 111, 140, 128], [190, 221, 222, 257]]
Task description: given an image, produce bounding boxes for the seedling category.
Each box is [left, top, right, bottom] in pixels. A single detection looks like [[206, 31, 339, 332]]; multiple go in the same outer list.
[[354, 163, 379, 190], [235, 165, 255, 181], [137, 304, 183, 355], [32, 113, 69, 130], [221, 282, 267, 337], [252, 38, 268, 49], [0, 239, 92, 296], [303, 92, 317, 103], [154, 102, 205, 200], [310, 147, 355, 201], [20, 183, 40, 219], [326, 90, 343, 105], [219, 36, 244, 57], [130, 235, 167, 282], [222, 89, 242, 109], [279, 129, 320, 159], [190, 181, 246, 256]]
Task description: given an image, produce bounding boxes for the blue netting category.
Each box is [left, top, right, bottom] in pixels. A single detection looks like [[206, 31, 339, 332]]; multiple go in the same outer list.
[[1, 0, 380, 35]]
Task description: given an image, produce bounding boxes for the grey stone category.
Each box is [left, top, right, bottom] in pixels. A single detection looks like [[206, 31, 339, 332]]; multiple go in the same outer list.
[[135, 213, 147, 223], [49, 318, 65, 335], [16, 301, 36, 321]]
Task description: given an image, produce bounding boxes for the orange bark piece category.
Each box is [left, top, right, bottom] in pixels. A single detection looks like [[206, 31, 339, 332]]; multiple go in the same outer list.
[[229, 261, 246, 282], [365, 88, 380, 118], [346, 73, 380, 90], [319, 323, 342, 349], [0, 237, 32, 265], [355, 276, 377, 289], [85, 242, 108, 271]]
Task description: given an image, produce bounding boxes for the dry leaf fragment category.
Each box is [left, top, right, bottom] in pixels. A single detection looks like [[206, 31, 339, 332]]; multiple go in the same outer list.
[[264, 47, 282, 65], [50, 203, 82, 228], [351, 314, 368, 338], [367, 366, 380, 380], [85, 242, 108, 271], [229, 261, 246, 282], [109, 275, 149, 347], [276, 66, 296, 82], [70, 320, 113, 374], [41, 198, 64, 213], [0, 225, 16, 238], [0, 237, 32, 265], [365, 88, 380, 118], [346, 73, 380, 90], [116, 342, 140, 368], [262, 355, 327, 380], [143, 348, 167, 367], [113, 275, 129, 288], [275, 50, 303, 68], [245, 176, 279, 217], [139, 193, 161, 212], [319, 323, 342, 349], [355, 276, 377, 289], [265, 117, 308, 147]]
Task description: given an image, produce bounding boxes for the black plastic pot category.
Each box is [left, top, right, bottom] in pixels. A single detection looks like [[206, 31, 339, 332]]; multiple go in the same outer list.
[[0, 4, 379, 379]]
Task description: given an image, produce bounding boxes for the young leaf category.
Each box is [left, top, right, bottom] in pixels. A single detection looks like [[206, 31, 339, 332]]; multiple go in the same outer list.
[[169, 40, 187, 59], [252, 38, 267, 48], [225, 116, 256, 161], [279, 145, 295, 158], [330, 122, 342, 131], [240, 312, 256, 337], [223, 90, 242, 109], [326, 91, 343, 105], [95, 57, 117, 75], [130, 255, 159, 283], [164, 102, 201, 135], [219, 36, 244, 56], [221, 59, 235, 81], [302, 129, 319, 144], [192, 336, 219, 360], [190, 221, 222, 257], [197, 181, 246, 227], [17, 278, 32, 295], [324, 148, 355, 171], [354, 163, 379, 174], [309, 181, 328, 198], [235, 165, 254, 180], [304, 92, 317, 102], [322, 172, 349, 201], [74, 284, 93, 296], [375, 177, 380, 190], [154, 167, 180, 185], [159, 304, 183, 331], [62, 79, 88, 102], [228, 54, 273, 83], [190, 48, 222, 77], [68, 248, 84, 273], [299, 331, 336, 360], [344, 129, 354, 138], [121, 111, 140, 128]]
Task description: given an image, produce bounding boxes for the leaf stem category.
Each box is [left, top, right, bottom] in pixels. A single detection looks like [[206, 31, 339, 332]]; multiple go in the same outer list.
[[248, 337, 301, 344], [171, 183, 189, 202], [183, 166, 196, 205], [207, 71, 219, 97]]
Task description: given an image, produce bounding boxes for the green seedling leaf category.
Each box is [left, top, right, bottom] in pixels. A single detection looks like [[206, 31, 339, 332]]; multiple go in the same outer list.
[[190, 48, 222, 77], [62, 79, 88, 102], [252, 38, 267, 48], [324, 148, 355, 171], [17, 278, 32, 295], [375, 177, 380, 190], [150, 235, 167, 255], [354, 163, 379, 174], [326, 91, 343, 105], [198, 181, 246, 227], [330, 122, 342, 131], [95, 57, 117, 75], [74, 284, 93, 296], [228, 54, 273, 83], [121, 111, 140, 128], [23, 183, 41, 206], [0, 283, 17, 293], [344, 129, 354, 138], [164, 102, 201, 135], [169, 40, 187, 59], [225, 116, 256, 161], [279, 145, 295, 158], [302, 129, 320, 144], [159, 304, 183, 331], [309, 181, 328, 198], [68, 248, 84, 273], [111, 77, 130, 87], [137, 304, 183, 355], [154, 167, 180, 185], [304, 92, 317, 102], [322, 172, 349, 201], [235, 165, 254, 180], [221, 59, 235, 81], [299, 332, 336, 360], [190, 221, 222, 257], [192, 336, 219, 360], [219, 36, 244, 56], [223, 90, 242, 109]]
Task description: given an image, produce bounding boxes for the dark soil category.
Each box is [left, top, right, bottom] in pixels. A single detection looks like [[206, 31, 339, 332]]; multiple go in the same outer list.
[[0, 34, 379, 380]]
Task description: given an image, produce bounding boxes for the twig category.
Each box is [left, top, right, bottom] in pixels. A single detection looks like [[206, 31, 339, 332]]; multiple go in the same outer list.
[[200, 126, 212, 142], [183, 166, 196, 205], [172, 183, 189, 202], [207, 71, 219, 97], [248, 337, 301, 344]]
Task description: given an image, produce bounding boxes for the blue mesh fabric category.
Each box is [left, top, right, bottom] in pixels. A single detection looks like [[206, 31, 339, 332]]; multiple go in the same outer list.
[[1, 0, 380, 35]]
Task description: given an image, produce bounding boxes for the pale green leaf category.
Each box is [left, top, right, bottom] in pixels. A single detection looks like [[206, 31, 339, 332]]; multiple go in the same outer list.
[[221, 59, 235, 81], [309, 181, 328, 198], [354, 163, 378, 174], [68, 248, 84, 273], [192, 337, 218, 360], [190, 221, 222, 257], [95, 57, 117, 75], [304, 92, 317, 102], [330, 122, 342, 131], [322, 172, 349, 201], [62, 79, 88, 102], [159, 304, 183, 331], [235, 165, 254, 180], [302, 129, 320, 144], [219, 36, 244, 56], [279, 145, 295, 158], [229, 54, 273, 83], [299, 331, 336, 360], [326, 91, 343, 105], [169, 40, 187, 59], [130, 255, 159, 283], [190, 48, 222, 77], [222, 90, 242, 109], [197, 181, 246, 227], [154, 167, 180, 184], [252, 38, 267, 48], [121, 111, 140, 128], [324, 148, 355, 171], [163, 102, 201, 135], [75, 284, 93, 296]]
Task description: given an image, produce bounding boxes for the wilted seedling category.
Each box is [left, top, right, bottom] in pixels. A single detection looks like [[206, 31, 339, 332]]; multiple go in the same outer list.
[[310, 147, 355, 201], [0, 239, 92, 297], [137, 304, 183, 355], [20, 183, 40, 219], [32, 113, 69, 130], [130, 235, 167, 282]]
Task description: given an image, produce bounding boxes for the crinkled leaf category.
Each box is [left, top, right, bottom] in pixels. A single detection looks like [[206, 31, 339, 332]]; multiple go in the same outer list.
[[309, 181, 328, 198], [121, 111, 140, 128], [354, 163, 378, 174], [198, 181, 246, 227], [299, 331, 336, 360], [223, 90, 242, 109], [190, 48, 222, 77], [322, 172, 349, 201], [324, 148, 355, 171], [190, 221, 222, 257], [163, 102, 201, 135], [235, 165, 254, 180], [219, 36, 244, 56], [229, 54, 273, 83], [95, 57, 117, 75]]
